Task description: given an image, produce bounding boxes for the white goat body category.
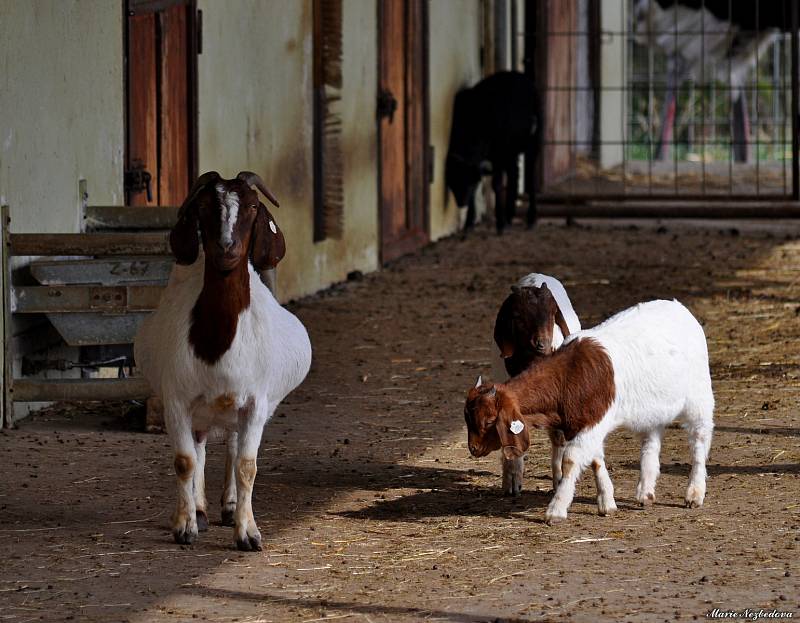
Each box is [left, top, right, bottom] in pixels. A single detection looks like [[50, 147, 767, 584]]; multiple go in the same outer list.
[[137, 257, 310, 425], [545, 299, 714, 522]]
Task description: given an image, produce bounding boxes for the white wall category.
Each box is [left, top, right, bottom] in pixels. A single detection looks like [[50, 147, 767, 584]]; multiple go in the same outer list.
[[428, 1, 483, 240], [196, 0, 378, 301], [0, 0, 124, 233]]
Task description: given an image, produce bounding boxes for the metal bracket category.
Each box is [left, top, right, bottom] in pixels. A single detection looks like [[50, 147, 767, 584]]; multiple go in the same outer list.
[[89, 286, 127, 311]]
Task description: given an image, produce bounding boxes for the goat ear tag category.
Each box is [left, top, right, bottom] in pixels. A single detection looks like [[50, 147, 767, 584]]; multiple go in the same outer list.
[[269, 220, 277, 234], [510, 420, 524, 435]]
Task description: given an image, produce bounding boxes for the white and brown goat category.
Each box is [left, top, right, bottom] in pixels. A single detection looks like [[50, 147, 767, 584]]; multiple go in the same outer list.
[[466, 299, 714, 524], [135, 171, 312, 551]]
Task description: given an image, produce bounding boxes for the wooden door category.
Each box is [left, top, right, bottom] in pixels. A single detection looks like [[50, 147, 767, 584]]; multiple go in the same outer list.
[[126, 0, 197, 206], [378, 0, 429, 263], [535, 0, 577, 187]]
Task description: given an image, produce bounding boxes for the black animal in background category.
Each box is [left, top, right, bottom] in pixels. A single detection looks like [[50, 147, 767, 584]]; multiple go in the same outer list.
[[445, 71, 539, 234]]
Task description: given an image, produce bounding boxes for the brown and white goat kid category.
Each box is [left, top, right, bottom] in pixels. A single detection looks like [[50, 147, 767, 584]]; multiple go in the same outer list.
[[466, 299, 714, 524], [491, 274, 582, 495], [135, 171, 312, 551]]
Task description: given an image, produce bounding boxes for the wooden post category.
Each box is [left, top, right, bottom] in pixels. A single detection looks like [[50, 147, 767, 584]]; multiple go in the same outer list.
[[2, 206, 13, 427]]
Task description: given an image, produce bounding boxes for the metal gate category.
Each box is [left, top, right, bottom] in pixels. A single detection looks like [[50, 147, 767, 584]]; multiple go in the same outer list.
[[525, 0, 799, 211]]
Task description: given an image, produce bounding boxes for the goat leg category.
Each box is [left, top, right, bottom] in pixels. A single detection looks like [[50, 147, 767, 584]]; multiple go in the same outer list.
[[234, 398, 267, 552], [165, 400, 199, 545], [220, 431, 238, 526]]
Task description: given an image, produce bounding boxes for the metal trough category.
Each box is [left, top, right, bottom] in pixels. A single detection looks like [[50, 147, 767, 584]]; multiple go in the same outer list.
[[27, 257, 171, 346]]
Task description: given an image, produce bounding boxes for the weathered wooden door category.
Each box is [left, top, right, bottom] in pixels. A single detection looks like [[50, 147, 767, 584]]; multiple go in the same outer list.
[[378, 0, 429, 263], [125, 0, 197, 206], [531, 0, 577, 187]]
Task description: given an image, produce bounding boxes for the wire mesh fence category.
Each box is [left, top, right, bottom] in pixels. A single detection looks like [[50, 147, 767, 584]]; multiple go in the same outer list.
[[533, 0, 798, 200]]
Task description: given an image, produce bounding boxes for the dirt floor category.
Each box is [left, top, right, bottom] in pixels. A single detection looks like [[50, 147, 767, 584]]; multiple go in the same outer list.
[[1, 217, 799, 623]]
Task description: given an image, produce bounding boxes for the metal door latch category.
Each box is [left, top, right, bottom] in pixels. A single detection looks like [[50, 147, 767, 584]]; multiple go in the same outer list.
[[377, 89, 398, 122], [124, 161, 153, 202]]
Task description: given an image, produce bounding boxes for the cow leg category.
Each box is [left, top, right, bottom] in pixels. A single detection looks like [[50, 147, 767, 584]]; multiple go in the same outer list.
[[506, 157, 519, 227], [492, 167, 507, 234], [464, 184, 478, 231]]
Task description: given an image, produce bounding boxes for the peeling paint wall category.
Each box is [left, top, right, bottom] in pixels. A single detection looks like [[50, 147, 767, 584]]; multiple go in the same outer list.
[[0, 0, 124, 233], [1, 0, 479, 298], [196, 0, 378, 302], [427, 1, 483, 241], [0, 1, 125, 418]]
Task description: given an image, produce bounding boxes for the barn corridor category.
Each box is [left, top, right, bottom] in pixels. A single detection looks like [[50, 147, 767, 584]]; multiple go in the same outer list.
[[1, 219, 799, 622]]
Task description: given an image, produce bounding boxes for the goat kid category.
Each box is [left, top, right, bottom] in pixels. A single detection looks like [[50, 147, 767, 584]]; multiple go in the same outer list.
[[135, 171, 312, 551], [491, 274, 582, 495], [465, 299, 714, 524]]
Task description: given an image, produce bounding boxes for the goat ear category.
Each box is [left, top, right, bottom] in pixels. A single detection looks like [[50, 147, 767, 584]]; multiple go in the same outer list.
[[494, 296, 515, 358], [170, 196, 201, 265], [251, 202, 286, 271], [170, 171, 220, 265], [495, 402, 530, 460], [555, 307, 571, 339]]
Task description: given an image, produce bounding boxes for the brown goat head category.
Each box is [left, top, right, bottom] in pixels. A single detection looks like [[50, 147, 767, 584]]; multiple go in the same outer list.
[[170, 171, 284, 272], [493, 283, 570, 377], [464, 377, 530, 460]]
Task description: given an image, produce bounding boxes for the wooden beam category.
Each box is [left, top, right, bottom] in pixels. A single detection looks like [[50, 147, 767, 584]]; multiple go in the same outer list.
[[12, 285, 164, 314], [9, 232, 171, 257], [11, 378, 151, 402], [84, 205, 179, 230]]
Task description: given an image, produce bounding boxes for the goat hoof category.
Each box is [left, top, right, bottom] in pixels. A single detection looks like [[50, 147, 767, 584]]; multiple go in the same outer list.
[[236, 534, 263, 552], [544, 513, 567, 526], [598, 501, 618, 517], [221, 509, 235, 527], [173, 526, 197, 545], [196, 510, 209, 532], [636, 492, 655, 507], [685, 485, 705, 509]]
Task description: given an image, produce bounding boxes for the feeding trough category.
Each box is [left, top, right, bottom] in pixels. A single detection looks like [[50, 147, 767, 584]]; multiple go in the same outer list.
[[25, 256, 172, 346]]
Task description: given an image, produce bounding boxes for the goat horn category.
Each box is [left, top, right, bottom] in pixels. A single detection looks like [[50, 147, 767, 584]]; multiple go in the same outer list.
[[475, 375, 482, 388], [237, 171, 280, 208]]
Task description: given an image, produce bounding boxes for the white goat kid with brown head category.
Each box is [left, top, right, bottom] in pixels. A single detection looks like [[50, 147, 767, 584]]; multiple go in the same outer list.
[[135, 171, 312, 551]]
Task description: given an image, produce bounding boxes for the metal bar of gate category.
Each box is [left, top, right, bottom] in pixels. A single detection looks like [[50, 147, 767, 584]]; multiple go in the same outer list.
[[792, 0, 799, 199], [536, 200, 800, 219], [538, 192, 792, 203]]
